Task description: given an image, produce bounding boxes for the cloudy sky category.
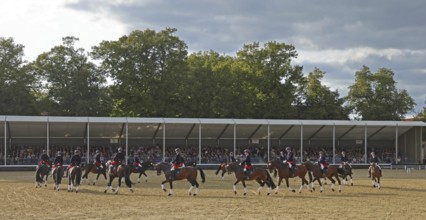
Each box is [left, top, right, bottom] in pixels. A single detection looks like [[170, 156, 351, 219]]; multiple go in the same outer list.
[[1, 0, 425, 116]]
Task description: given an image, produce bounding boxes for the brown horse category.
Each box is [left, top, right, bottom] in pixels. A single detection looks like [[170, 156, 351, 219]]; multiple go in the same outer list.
[[155, 162, 205, 196], [225, 162, 276, 196], [304, 161, 341, 193], [371, 163, 381, 189], [35, 164, 49, 188], [67, 165, 82, 193], [81, 163, 107, 185], [267, 160, 310, 194], [128, 161, 155, 183], [52, 165, 64, 191], [104, 160, 134, 194], [215, 162, 228, 180], [337, 163, 353, 186]]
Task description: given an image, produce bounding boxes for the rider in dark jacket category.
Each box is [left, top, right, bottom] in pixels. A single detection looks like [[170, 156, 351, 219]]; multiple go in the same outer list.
[[239, 149, 252, 178], [318, 151, 328, 174], [368, 152, 382, 177], [66, 150, 82, 177], [110, 147, 125, 173], [93, 150, 103, 172], [170, 148, 185, 181], [283, 147, 296, 176]]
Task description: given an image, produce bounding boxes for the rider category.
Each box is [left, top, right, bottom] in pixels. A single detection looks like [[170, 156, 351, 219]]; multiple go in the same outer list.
[[110, 147, 125, 174], [279, 150, 286, 162], [368, 152, 382, 177], [318, 151, 328, 174], [66, 150, 82, 177], [133, 152, 142, 170], [340, 151, 351, 168], [93, 150, 103, 172], [38, 149, 51, 170], [239, 149, 252, 179], [170, 148, 185, 181], [283, 147, 296, 176], [228, 152, 236, 163], [52, 151, 64, 176]]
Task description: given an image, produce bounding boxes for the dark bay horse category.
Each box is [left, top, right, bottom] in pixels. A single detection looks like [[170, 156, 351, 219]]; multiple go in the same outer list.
[[35, 164, 49, 188], [304, 161, 342, 193], [155, 162, 205, 196], [225, 162, 276, 196], [371, 163, 381, 189], [215, 162, 228, 180], [67, 165, 82, 193], [104, 160, 133, 194], [337, 163, 353, 186], [81, 163, 107, 185], [129, 161, 155, 183], [52, 165, 64, 191], [267, 160, 310, 194]]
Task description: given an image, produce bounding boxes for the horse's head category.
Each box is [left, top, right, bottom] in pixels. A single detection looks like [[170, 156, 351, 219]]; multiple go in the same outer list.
[[267, 161, 275, 173], [225, 162, 237, 174], [155, 162, 166, 176]]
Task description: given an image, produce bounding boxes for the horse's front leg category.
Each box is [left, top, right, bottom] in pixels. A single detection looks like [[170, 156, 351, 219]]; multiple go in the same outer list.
[[242, 181, 248, 196], [316, 177, 324, 193], [161, 179, 169, 192], [44, 175, 48, 187], [104, 176, 113, 193], [68, 176, 73, 192], [275, 177, 283, 194], [233, 179, 240, 195], [221, 170, 225, 180], [168, 180, 174, 196], [285, 178, 295, 192], [115, 177, 122, 194]]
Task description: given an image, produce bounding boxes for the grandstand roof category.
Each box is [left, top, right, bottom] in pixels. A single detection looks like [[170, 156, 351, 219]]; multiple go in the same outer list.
[[1, 116, 424, 142]]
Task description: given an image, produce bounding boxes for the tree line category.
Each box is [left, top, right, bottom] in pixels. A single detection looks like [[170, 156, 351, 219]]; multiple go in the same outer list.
[[0, 28, 423, 121]]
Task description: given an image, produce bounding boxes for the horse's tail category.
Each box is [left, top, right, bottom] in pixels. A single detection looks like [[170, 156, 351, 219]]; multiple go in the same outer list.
[[124, 166, 134, 187], [198, 168, 206, 183], [215, 164, 222, 175], [35, 167, 43, 182], [265, 170, 276, 189], [75, 167, 82, 185]]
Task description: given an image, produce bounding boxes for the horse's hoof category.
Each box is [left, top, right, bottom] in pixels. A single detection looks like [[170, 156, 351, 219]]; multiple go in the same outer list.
[[299, 191, 301, 194], [111, 189, 116, 192], [189, 192, 192, 196], [292, 190, 295, 193], [130, 189, 134, 193], [312, 188, 316, 191], [104, 190, 107, 193], [243, 193, 247, 196], [332, 189, 335, 192], [168, 193, 172, 196], [53, 186, 56, 190], [193, 194, 197, 196], [267, 193, 270, 196], [339, 190, 341, 193], [163, 189, 167, 192], [234, 191, 237, 195], [320, 190, 323, 193], [76, 191, 79, 193], [68, 190, 70, 192], [310, 190, 313, 192], [351, 183, 353, 186], [275, 192, 278, 194], [145, 180, 148, 183]]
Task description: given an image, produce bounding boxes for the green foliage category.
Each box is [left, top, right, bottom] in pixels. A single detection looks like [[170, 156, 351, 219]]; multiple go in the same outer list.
[[0, 37, 38, 115], [346, 66, 415, 120], [31, 37, 111, 116]]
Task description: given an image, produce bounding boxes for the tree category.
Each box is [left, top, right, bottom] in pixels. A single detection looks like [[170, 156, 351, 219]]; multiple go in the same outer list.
[[346, 66, 415, 120], [0, 37, 38, 115], [300, 68, 350, 119], [31, 36, 110, 116], [91, 28, 188, 117], [234, 41, 305, 119]]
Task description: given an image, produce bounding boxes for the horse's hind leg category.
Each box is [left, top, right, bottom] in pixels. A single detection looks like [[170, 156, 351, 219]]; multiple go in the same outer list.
[[168, 181, 174, 196], [161, 180, 168, 192], [233, 180, 240, 195], [285, 178, 295, 192], [255, 178, 264, 195], [242, 181, 248, 196], [274, 177, 283, 194]]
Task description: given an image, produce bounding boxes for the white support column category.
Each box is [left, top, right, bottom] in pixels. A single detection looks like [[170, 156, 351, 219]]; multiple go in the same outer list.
[[233, 119, 236, 156], [163, 120, 166, 162], [333, 123, 335, 164], [47, 117, 50, 155], [125, 121, 128, 165], [395, 124, 398, 164], [87, 122, 90, 163], [300, 122, 303, 163], [4, 120, 6, 165], [198, 119, 202, 164], [364, 124, 367, 164], [267, 122, 270, 162]]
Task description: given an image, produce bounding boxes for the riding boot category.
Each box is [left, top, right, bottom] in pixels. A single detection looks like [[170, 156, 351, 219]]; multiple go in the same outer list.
[[170, 170, 176, 181], [110, 165, 114, 174]]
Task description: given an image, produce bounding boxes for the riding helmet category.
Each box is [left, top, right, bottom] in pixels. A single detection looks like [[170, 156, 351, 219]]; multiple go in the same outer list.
[[285, 147, 291, 151], [74, 149, 79, 154], [175, 148, 181, 152], [57, 151, 62, 156], [118, 147, 122, 152], [244, 149, 250, 153]]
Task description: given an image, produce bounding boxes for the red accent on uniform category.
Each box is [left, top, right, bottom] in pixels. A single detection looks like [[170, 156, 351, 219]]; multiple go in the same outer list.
[[320, 162, 329, 168], [173, 163, 184, 169], [133, 162, 141, 166], [112, 161, 120, 166], [95, 162, 102, 167], [287, 160, 295, 165], [244, 165, 252, 170]]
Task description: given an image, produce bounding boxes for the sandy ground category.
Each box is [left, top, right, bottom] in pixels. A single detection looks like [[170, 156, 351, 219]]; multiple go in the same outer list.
[[1, 168, 426, 220]]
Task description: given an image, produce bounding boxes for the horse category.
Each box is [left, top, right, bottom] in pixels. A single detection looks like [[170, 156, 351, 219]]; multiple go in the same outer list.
[[35, 164, 49, 188], [155, 162, 205, 196], [67, 165, 82, 193], [128, 161, 155, 183], [52, 165, 64, 191], [225, 162, 276, 196], [371, 163, 381, 189], [81, 163, 107, 185], [104, 160, 133, 194], [215, 162, 228, 180], [267, 159, 311, 194], [337, 163, 353, 186], [304, 161, 342, 193]]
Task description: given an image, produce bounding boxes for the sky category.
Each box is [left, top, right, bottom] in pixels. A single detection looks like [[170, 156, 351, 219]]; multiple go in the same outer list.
[[1, 0, 425, 116]]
